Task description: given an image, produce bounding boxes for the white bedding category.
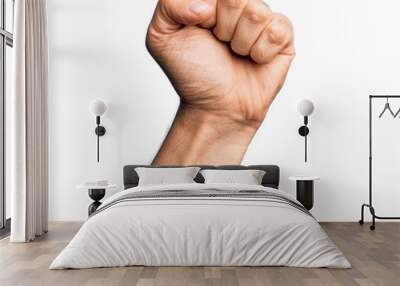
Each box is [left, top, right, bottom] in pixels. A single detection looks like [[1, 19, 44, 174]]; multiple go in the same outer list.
[[50, 183, 350, 269]]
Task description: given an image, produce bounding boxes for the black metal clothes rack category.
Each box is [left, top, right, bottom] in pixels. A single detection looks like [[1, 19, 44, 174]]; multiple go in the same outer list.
[[359, 95, 400, 230]]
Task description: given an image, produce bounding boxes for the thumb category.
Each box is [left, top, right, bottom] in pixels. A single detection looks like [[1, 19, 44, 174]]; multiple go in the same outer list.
[[150, 0, 215, 35]]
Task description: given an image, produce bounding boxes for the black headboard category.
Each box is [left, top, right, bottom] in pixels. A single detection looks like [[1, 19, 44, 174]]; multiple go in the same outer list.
[[123, 165, 280, 189]]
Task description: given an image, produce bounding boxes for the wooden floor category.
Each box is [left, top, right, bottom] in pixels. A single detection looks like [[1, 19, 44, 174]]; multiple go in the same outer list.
[[0, 222, 399, 286]]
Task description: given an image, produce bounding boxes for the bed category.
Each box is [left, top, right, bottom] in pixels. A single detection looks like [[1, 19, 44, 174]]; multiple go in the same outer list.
[[50, 165, 350, 269]]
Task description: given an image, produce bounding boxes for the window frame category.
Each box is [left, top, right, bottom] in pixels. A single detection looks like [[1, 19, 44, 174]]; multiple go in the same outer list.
[[0, 0, 13, 232]]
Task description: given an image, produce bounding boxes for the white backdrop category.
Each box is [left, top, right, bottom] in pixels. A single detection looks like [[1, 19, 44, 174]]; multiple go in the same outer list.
[[47, 0, 400, 221]]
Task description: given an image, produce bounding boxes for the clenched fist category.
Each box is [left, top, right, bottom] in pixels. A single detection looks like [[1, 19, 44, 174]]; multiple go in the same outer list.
[[147, 0, 295, 165]]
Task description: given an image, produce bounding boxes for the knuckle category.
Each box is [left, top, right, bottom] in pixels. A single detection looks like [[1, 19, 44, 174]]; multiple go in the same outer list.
[[222, 0, 248, 9], [277, 13, 294, 31], [274, 13, 293, 29], [242, 2, 270, 22], [243, 9, 269, 22], [266, 15, 292, 45]]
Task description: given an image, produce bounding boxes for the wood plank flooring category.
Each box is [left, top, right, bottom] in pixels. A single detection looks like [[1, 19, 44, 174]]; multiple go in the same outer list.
[[0, 222, 399, 286]]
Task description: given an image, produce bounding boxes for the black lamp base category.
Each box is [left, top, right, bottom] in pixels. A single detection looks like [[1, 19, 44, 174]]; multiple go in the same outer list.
[[298, 126, 309, 137], [95, 126, 106, 136]]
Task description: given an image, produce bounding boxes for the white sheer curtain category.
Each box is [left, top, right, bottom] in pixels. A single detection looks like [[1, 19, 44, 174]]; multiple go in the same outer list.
[[9, 0, 48, 242]]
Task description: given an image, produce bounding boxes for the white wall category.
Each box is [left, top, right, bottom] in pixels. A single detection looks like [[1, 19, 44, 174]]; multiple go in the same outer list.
[[48, 0, 400, 221]]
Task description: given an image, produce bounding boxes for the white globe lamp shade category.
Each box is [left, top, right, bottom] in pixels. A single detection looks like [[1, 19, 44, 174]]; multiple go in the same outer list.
[[89, 99, 107, 116], [297, 99, 314, 116]]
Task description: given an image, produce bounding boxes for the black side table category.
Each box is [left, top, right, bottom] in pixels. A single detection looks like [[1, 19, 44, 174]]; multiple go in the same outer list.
[[289, 177, 320, 210], [77, 184, 116, 216]]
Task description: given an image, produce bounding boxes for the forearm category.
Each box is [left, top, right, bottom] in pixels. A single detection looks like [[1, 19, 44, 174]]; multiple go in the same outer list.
[[152, 105, 259, 165]]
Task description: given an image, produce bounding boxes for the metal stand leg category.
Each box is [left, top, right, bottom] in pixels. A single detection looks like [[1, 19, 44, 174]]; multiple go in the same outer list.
[[359, 204, 366, 225], [369, 206, 376, 231], [359, 203, 377, 231]]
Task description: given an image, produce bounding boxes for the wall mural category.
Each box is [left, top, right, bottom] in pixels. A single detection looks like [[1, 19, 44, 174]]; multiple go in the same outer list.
[[146, 0, 295, 165]]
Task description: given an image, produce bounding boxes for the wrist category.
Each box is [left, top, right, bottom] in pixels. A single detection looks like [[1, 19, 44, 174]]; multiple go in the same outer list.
[[152, 104, 260, 165]]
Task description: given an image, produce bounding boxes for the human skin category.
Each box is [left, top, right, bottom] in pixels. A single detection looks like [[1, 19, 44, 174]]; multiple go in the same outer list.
[[146, 0, 295, 165]]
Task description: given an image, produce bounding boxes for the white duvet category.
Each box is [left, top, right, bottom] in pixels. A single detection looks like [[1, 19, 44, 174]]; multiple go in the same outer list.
[[50, 183, 350, 269]]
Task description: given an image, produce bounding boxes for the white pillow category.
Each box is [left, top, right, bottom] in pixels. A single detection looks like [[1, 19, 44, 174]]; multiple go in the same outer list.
[[200, 169, 266, 185], [135, 167, 200, 186]]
